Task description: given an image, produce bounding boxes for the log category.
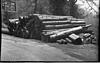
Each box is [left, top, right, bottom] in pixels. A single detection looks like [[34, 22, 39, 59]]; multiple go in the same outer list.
[[9, 19, 19, 22], [45, 24, 85, 28], [42, 20, 70, 25], [65, 38, 72, 43], [49, 24, 92, 40], [42, 28, 70, 32], [33, 14, 73, 20], [61, 39, 68, 44], [44, 24, 86, 30], [33, 14, 73, 18], [42, 20, 85, 25], [71, 21, 85, 24], [69, 18, 85, 21], [42, 28, 71, 36], [41, 18, 68, 21], [56, 40, 63, 44]]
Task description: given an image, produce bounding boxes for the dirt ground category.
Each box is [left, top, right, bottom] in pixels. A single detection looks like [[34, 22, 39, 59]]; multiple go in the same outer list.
[[1, 34, 98, 61]]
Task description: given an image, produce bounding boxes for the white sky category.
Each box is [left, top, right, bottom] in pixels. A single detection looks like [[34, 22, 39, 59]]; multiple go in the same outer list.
[[75, 0, 99, 15]]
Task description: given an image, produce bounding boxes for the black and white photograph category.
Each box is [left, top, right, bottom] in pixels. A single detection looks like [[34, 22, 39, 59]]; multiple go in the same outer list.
[[1, 0, 99, 61]]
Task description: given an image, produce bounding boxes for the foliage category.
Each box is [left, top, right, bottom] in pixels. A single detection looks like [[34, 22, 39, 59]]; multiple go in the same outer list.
[[75, 0, 99, 18]]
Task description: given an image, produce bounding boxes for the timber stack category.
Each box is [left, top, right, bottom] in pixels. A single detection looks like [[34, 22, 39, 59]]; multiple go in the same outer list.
[[8, 14, 96, 45]]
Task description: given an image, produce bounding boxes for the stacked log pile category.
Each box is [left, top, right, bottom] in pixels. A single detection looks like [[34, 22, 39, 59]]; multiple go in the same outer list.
[[34, 14, 96, 44], [8, 14, 96, 44]]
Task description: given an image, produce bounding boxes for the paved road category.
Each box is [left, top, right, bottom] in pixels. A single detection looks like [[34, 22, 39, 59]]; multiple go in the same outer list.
[[1, 34, 97, 61]]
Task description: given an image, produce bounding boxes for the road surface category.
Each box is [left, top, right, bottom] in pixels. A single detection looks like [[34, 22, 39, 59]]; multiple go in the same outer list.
[[1, 34, 98, 61]]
